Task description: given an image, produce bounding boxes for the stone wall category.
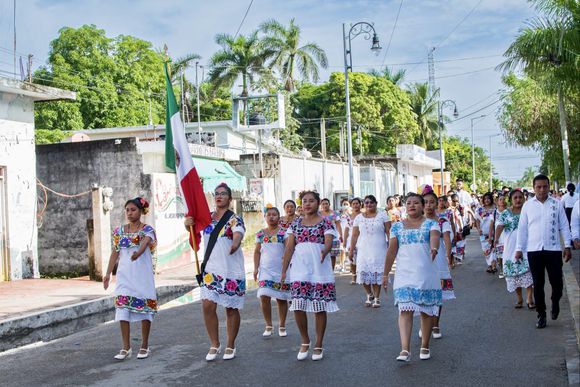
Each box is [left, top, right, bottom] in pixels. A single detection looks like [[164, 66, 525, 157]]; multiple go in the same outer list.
[[36, 138, 150, 276]]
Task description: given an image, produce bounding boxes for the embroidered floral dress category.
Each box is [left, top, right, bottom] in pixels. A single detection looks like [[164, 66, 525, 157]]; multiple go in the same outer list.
[[345, 214, 358, 263], [454, 205, 466, 260], [497, 209, 534, 292], [391, 219, 442, 316], [353, 212, 389, 285], [200, 212, 246, 309], [112, 224, 158, 322], [280, 216, 298, 231], [322, 211, 341, 257], [476, 206, 496, 265], [256, 228, 290, 300], [433, 218, 455, 300], [388, 208, 403, 223], [287, 217, 339, 313], [494, 209, 507, 261]]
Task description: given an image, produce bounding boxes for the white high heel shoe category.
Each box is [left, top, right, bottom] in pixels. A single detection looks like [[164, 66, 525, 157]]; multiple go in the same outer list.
[[205, 345, 221, 361], [396, 350, 411, 362], [297, 343, 310, 361], [262, 326, 273, 337], [223, 347, 236, 360], [311, 348, 324, 361], [137, 348, 150, 359], [432, 327, 442, 339], [278, 327, 287, 337], [419, 348, 431, 360], [114, 348, 132, 360]]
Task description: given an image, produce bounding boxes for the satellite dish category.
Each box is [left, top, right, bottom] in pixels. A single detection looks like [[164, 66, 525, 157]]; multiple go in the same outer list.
[[70, 133, 90, 142]]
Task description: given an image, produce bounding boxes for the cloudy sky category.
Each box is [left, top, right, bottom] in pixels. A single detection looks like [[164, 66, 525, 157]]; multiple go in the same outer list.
[[0, 0, 542, 182]]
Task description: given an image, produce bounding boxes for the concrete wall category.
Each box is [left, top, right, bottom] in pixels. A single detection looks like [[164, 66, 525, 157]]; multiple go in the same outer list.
[[36, 138, 150, 275], [0, 95, 38, 280]]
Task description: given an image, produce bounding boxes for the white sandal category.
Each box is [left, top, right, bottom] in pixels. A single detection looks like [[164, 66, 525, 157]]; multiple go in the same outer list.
[[137, 348, 150, 359], [278, 327, 287, 337], [223, 347, 236, 360], [262, 326, 273, 337], [312, 347, 324, 361], [420, 348, 431, 360], [365, 294, 374, 307], [372, 298, 381, 308], [297, 343, 310, 361], [205, 345, 221, 361], [396, 350, 410, 362], [432, 327, 442, 339], [114, 348, 132, 360]]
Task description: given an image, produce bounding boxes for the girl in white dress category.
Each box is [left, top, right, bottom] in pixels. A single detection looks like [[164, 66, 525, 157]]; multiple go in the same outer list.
[[475, 192, 497, 273], [490, 195, 507, 278], [184, 183, 245, 361], [423, 190, 455, 339], [349, 195, 390, 308], [281, 191, 337, 361], [494, 189, 535, 308], [320, 198, 343, 270], [382, 194, 441, 362], [253, 207, 290, 338], [343, 197, 362, 284], [104, 197, 157, 361]]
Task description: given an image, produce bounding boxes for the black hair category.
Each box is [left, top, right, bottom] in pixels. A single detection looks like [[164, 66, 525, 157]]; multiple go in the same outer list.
[[451, 193, 459, 201], [363, 195, 377, 204], [533, 174, 550, 186], [283, 199, 296, 208], [509, 189, 524, 200], [567, 183, 575, 196], [350, 197, 362, 205], [405, 193, 425, 206], [321, 198, 331, 204], [438, 195, 448, 202], [423, 191, 438, 201], [300, 190, 321, 204], [124, 197, 149, 214], [482, 192, 494, 205], [215, 183, 232, 198], [265, 207, 280, 216], [456, 178, 463, 182], [340, 198, 349, 205]]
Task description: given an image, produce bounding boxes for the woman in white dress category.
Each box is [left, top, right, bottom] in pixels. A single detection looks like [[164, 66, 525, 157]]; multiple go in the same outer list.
[[253, 207, 290, 338], [320, 198, 343, 270], [494, 189, 535, 308], [475, 192, 497, 273], [490, 195, 507, 278], [343, 197, 362, 284], [104, 197, 157, 360], [423, 190, 455, 339], [349, 195, 390, 308], [280, 200, 298, 230], [382, 193, 441, 362], [281, 191, 337, 361], [184, 183, 245, 361]]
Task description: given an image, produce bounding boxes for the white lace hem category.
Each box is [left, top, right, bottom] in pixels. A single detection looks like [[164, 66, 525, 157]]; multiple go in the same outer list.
[[356, 271, 384, 285], [257, 287, 291, 301], [290, 298, 339, 313], [396, 302, 440, 316], [200, 287, 245, 309], [442, 290, 456, 301], [506, 272, 534, 293]]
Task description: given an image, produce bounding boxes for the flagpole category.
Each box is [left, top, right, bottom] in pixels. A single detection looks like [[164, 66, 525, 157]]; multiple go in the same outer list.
[[189, 225, 202, 276]]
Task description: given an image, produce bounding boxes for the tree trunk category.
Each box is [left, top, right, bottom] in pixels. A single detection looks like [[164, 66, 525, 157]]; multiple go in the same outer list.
[[557, 84, 571, 183]]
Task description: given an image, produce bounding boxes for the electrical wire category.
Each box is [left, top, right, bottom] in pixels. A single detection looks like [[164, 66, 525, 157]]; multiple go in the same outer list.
[[233, 0, 254, 39], [380, 0, 404, 68]]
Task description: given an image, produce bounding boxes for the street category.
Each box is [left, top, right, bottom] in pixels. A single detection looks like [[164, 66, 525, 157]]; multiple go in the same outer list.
[[0, 236, 574, 386]]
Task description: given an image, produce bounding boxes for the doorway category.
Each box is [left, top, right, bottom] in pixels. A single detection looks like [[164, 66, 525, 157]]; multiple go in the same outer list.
[[0, 167, 9, 281]]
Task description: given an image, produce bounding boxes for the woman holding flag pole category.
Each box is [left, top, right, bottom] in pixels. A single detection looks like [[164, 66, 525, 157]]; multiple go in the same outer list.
[[165, 59, 246, 362]]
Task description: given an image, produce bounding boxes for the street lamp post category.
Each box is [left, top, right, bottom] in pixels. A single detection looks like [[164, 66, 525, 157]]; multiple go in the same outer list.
[[470, 115, 486, 192], [343, 22, 381, 196], [437, 100, 458, 192]]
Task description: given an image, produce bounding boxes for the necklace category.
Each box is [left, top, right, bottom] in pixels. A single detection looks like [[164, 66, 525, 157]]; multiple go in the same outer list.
[[127, 221, 142, 233]]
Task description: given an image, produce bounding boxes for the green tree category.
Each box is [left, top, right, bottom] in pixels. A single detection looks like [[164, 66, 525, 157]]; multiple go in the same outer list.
[[368, 66, 406, 86], [208, 31, 274, 97], [260, 18, 328, 92], [34, 25, 166, 134], [517, 166, 538, 187], [294, 72, 419, 155], [407, 82, 441, 149]]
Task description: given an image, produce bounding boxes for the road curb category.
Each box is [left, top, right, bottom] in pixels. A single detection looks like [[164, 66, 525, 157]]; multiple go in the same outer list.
[[0, 283, 195, 352]]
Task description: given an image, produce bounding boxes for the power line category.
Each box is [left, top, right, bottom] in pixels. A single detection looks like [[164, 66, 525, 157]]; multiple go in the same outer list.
[[380, 0, 404, 68], [435, 0, 482, 49], [233, 0, 254, 39]]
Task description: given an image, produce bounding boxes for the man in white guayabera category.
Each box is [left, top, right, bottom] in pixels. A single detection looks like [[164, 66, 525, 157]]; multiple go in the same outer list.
[[515, 174, 572, 329]]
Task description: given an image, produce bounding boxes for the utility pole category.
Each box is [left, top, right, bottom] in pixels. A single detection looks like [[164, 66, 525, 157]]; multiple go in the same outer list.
[[428, 47, 436, 96], [27, 54, 32, 82], [557, 84, 571, 183], [339, 122, 345, 158], [357, 125, 362, 157], [180, 68, 186, 125], [13, 0, 16, 78], [320, 118, 327, 158], [195, 62, 202, 144], [489, 136, 493, 190]]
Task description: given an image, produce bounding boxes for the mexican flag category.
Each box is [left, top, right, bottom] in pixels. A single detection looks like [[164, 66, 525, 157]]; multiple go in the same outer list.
[[164, 61, 211, 251]]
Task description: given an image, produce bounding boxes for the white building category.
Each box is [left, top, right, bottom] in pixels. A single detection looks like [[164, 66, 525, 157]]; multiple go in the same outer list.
[[0, 77, 75, 281]]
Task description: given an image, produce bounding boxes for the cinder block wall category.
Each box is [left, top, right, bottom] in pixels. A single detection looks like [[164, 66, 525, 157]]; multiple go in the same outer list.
[[36, 138, 150, 276]]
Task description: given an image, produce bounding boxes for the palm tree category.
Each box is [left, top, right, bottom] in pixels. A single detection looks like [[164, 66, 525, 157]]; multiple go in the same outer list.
[[208, 31, 274, 97], [368, 66, 406, 85], [408, 82, 440, 149], [498, 0, 578, 182], [259, 18, 328, 92]]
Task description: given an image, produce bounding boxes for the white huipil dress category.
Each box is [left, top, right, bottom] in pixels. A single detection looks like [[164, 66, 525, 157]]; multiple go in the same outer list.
[[200, 212, 246, 309], [287, 217, 339, 313], [433, 218, 456, 300], [497, 209, 534, 292], [353, 212, 389, 285], [112, 224, 158, 322], [344, 215, 357, 264], [256, 228, 291, 300], [475, 206, 496, 265], [391, 219, 442, 316]]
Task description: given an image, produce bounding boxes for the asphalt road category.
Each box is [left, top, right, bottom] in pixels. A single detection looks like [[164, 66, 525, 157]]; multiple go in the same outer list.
[[0, 236, 574, 386]]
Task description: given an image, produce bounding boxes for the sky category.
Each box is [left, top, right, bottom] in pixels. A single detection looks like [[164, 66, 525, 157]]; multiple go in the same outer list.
[[0, 0, 543, 183]]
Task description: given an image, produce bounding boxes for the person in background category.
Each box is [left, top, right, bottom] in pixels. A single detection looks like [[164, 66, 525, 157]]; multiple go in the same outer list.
[[280, 200, 298, 230], [515, 175, 572, 329], [254, 207, 290, 338], [349, 195, 390, 308], [281, 191, 338, 361], [343, 197, 363, 284], [382, 194, 441, 361], [561, 183, 578, 227], [490, 195, 508, 279], [387, 196, 402, 223], [320, 198, 343, 270], [571, 200, 579, 250], [104, 197, 157, 361], [451, 194, 466, 264], [495, 189, 535, 309], [185, 183, 245, 361], [475, 192, 497, 273], [339, 198, 351, 272]]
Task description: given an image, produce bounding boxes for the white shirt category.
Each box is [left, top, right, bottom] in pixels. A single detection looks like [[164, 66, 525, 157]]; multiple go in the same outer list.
[[572, 200, 580, 242], [457, 189, 473, 208], [516, 196, 572, 252], [561, 192, 579, 209]]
